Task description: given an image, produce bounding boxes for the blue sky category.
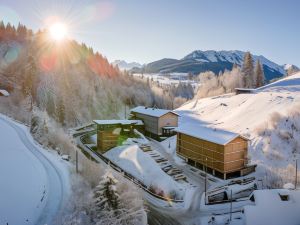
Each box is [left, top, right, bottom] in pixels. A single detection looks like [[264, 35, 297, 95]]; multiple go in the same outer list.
[[0, 0, 299, 66]]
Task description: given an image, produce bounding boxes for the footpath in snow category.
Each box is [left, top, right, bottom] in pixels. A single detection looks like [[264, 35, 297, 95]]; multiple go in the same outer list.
[[0, 115, 70, 225]]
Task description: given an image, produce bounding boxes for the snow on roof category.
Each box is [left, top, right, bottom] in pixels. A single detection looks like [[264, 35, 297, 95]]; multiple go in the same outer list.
[[130, 106, 179, 118], [244, 189, 300, 225], [93, 120, 143, 125], [0, 89, 9, 96], [175, 123, 247, 145]]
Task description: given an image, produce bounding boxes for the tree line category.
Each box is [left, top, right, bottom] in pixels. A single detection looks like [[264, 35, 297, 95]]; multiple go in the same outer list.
[[196, 52, 265, 98]]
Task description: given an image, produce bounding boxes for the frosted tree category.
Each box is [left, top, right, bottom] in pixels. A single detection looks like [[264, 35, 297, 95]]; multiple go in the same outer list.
[[255, 59, 265, 87], [242, 52, 254, 88], [91, 171, 121, 224]]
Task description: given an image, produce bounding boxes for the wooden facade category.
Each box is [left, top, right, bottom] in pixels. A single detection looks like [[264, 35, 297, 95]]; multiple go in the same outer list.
[[130, 106, 178, 140], [94, 120, 144, 153], [176, 132, 253, 179]]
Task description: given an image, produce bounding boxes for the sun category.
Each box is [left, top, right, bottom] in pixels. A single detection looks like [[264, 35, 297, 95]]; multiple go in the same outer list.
[[49, 22, 68, 41]]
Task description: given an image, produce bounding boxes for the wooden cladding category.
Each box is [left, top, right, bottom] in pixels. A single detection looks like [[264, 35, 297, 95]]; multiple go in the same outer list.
[[97, 131, 118, 153], [177, 133, 248, 174]]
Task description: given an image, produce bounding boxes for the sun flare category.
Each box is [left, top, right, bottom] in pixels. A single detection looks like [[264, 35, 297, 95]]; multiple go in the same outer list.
[[49, 22, 68, 41]]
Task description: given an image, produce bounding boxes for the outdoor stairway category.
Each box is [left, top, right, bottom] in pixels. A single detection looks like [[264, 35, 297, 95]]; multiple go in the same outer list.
[[140, 144, 152, 152], [138, 143, 188, 182]]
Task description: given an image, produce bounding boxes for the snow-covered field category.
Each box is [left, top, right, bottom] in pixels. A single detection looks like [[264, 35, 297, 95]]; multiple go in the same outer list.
[[176, 72, 300, 183], [0, 115, 70, 225], [104, 144, 187, 198], [133, 73, 198, 88]]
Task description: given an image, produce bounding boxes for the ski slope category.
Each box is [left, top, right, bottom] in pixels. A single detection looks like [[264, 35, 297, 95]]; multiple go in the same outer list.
[[0, 115, 70, 225], [176, 72, 300, 179]]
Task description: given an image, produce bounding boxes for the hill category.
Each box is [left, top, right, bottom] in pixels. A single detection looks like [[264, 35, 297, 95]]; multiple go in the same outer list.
[[0, 22, 176, 128], [176, 72, 300, 185], [132, 50, 288, 81]]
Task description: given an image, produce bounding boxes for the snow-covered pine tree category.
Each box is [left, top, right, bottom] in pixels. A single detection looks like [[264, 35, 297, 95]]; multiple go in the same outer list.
[[242, 52, 254, 88], [92, 171, 121, 223], [255, 59, 265, 87]]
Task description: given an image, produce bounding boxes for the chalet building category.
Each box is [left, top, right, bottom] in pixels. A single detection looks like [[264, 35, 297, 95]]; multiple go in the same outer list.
[[93, 120, 144, 153], [130, 106, 179, 140], [175, 124, 256, 179]]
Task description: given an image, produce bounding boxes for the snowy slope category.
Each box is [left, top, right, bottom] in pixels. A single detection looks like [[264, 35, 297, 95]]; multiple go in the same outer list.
[[0, 115, 70, 225], [105, 144, 186, 197], [176, 72, 300, 180]]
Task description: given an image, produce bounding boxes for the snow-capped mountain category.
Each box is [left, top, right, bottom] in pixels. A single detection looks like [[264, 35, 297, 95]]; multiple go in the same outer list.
[[112, 60, 142, 71], [131, 50, 291, 81], [183, 50, 285, 74], [283, 63, 299, 75]]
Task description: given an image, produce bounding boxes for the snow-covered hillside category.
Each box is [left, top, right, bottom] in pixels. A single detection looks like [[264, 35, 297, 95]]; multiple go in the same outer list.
[[176, 72, 300, 183]]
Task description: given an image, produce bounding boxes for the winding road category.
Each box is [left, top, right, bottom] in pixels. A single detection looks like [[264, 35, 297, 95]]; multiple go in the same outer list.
[[0, 116, 68, 225]]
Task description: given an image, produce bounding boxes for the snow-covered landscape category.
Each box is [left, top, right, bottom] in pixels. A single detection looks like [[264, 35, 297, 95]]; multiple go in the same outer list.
[[0, 115, 70, 225], [0, 1, 300, 225], [177, 72, 300, 185]]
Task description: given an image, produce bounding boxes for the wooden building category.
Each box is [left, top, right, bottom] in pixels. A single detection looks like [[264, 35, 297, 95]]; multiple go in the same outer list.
[[130, 106, 179, 140], [93, 120, 144, 153], [175, 124, 255, 179]]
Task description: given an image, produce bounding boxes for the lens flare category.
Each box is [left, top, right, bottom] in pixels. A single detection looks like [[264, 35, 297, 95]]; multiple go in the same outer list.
[[49, 22, 68, 41]]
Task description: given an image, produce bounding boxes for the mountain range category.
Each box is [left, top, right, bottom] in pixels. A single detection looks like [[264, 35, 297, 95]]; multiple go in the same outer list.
[[128, 50, 297, 81], [112, 60, 142, 71]]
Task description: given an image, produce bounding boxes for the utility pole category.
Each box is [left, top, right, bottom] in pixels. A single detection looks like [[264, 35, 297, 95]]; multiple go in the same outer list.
[[205, 157, 207, 205], [295, 159, 298, 190], [76, 150, 78, 173], [230, 189, 233, 221], [124, 105, 127, 119]]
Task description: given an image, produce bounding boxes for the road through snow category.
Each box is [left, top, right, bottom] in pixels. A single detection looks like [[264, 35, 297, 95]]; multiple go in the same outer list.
[[0, 116, 69, 225]]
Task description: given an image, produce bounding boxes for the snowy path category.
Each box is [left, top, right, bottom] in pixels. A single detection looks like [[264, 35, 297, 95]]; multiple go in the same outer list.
[[0, 116, 69, 225]]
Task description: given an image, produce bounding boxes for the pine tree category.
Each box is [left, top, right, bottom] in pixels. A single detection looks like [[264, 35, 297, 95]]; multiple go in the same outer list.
[[255, 59, 265, 87], [0, 21, 5, 41], [22, 55, 38, 111], [242, 52, 254, 88], [92, 171, 120, 221]]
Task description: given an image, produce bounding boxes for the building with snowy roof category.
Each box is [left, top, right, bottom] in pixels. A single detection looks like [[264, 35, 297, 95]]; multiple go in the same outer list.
[[130, 106, 179, 140], [175, 123, 255, 179], [93, 120, 144, 153]]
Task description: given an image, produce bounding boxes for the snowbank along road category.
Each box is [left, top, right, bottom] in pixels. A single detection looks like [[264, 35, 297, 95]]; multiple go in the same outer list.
[[0, 115, 70, 225]]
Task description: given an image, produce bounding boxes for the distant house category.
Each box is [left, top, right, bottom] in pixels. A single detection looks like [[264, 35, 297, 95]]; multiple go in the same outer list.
[[130, 106, 179, 140], [0, 89, 9, 97], [93, 120, 144, 153], [235, 88, 256, 95], [175, 123, 255, 179]]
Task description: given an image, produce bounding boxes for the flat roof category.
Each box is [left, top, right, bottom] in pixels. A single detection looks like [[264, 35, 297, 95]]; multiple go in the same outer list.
[[130, 106, 179, 118], [175, 123, 248, 145], [93, 120, 143, 125]]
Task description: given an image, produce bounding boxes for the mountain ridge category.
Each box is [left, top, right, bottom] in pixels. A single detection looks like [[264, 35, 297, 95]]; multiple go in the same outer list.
[[131, 50, 297, 81]]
